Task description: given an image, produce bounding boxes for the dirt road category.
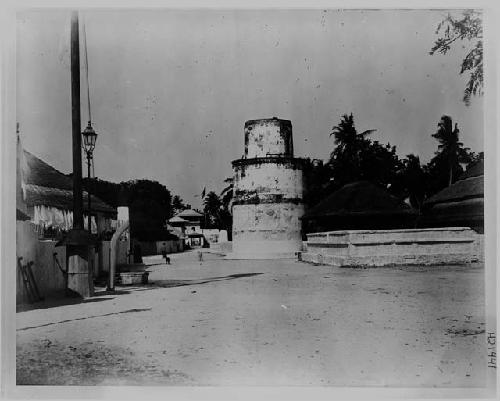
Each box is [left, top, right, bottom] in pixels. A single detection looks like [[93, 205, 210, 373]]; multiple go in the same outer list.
[[16, 251, 486, 386]]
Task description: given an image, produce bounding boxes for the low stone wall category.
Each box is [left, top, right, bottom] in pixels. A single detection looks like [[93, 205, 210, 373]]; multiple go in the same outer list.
[[473, 234, 484, 262], [301, 227, 480, 267], [201, 229, 228, 245], [210, 241, 233, 255], [119, 272, 149, 285]]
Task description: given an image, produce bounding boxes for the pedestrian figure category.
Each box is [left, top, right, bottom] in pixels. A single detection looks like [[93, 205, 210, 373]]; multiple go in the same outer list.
[[198, 251, 203, 263], [161, 249, 170, 265]]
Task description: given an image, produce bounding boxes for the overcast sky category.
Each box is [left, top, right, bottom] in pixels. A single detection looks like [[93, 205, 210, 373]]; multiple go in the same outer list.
[[17, 9, 483, 209]]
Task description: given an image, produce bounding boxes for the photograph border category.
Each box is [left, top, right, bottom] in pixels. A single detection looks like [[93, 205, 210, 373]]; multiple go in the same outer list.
[[2, 0, 498, 399]]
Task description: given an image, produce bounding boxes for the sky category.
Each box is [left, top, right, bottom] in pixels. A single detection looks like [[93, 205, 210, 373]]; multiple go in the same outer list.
[[16, 9, 484, 209]]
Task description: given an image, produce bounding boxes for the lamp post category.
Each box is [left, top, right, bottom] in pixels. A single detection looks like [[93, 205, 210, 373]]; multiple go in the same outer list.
[[82, 121, 97, 234], [59, 11, 95, 299]]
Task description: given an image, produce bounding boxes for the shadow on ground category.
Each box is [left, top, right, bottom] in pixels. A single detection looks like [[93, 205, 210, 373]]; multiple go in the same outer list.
[[17, 308, 152, 332], [16, 274, 263, 331], [16, 273, 262, 312], [16, 289, 130, 313], [143, 272, 264, 290]]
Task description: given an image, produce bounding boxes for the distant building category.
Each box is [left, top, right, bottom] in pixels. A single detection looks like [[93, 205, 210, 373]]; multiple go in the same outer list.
[[174, 209, 203, 231], [168, 209, 206, 248], [302, 180, 417, 233], [422, 160, 484, 233]]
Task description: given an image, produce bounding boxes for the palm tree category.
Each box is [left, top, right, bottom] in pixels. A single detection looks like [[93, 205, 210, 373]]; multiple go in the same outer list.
[[203, 191, 222, 228], [330, 113, 376, 153], [220, 177, 233, 212], [172, 195, 187, 215], [432, 115, 470, 186], [401, 154, 427, 212], [329, 113, 376, 186], [216, 178, 234, 239]]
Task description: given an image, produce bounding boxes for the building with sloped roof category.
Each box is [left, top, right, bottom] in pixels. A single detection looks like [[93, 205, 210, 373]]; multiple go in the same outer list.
[[22, 150, 116, 215], [422, 160, 484, 233], [168, 209, 206, 248], [18, 136, 116, 237], [16, 133, 119, 302], [169, 209, 203, 232], [302, 180, 417, 234], [176, 209, 204, 219]]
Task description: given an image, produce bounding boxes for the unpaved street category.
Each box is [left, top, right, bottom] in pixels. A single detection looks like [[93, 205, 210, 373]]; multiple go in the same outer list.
[[16, 251, 486, 386]]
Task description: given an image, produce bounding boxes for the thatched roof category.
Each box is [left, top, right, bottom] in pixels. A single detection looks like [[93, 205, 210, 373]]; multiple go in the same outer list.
[[22, 150, 116, 215], [421, 160, 484, 233], [304, 180, 416, 219], [460, 159, 483, 180], [425, 175, 483, 206], [23, 150, 73, 189], [425, 160, 484, 206]]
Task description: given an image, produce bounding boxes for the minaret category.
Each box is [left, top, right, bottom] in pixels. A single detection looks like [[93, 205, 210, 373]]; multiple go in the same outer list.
[[230, 117, 305, 259]]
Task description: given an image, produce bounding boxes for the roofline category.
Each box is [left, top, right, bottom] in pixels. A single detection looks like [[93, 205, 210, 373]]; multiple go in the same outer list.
[[244, 117, 291, 127]]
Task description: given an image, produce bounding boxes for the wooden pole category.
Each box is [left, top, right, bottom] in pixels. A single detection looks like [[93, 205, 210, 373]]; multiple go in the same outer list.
[[71, 11, 84, 230], [66, 11, 93, 298]]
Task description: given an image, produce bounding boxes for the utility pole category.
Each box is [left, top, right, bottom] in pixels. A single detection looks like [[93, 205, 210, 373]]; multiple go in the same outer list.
[[71, 10, 84, 230], [61, 10, 94, 298]]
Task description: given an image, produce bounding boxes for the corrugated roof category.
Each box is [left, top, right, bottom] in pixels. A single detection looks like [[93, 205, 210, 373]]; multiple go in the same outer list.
[[22, 150, 115, 215], [169, 216, 189, 223], [304, 180, 415, 218], [177, 209, 203, 218]]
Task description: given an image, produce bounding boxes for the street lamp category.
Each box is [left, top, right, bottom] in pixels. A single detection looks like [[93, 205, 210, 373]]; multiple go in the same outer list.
[[82, 121, 97, 233]]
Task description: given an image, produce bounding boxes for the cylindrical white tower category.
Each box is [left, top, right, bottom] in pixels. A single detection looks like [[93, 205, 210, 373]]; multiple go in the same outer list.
[[230, 117, 304, 259]]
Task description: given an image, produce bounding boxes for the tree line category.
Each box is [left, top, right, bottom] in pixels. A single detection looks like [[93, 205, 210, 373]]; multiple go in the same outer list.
[[82, 175, 232, 237], [81, 178, 192, 236], [303, 113, 482, 213]]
